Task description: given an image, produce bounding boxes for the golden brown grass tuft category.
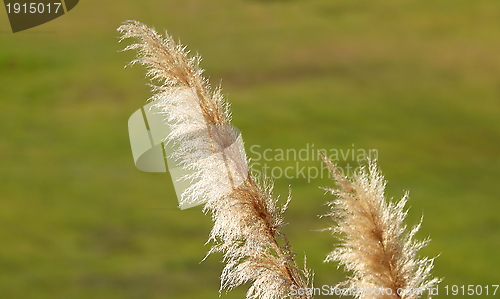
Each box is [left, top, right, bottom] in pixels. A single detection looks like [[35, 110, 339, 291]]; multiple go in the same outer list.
[[118, 20, 311, 299], [118, 20, 440, 299], [320, 152, 441, 299]]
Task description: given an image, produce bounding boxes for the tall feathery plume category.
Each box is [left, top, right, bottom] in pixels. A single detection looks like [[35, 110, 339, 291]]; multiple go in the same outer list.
[[319, 152, 440, 299], [118, 21, 312, 299]]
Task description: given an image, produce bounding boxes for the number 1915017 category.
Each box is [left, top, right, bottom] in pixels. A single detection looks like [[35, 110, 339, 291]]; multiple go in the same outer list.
[[5, 3, 62, 14], [443, 285, 499, 296]]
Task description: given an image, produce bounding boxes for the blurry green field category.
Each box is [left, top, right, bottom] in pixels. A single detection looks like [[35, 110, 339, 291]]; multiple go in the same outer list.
[[1, 0, 499, 298]]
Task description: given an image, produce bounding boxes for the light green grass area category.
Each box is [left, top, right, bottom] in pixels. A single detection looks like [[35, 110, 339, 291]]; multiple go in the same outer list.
[[1, 1, 499, 298]]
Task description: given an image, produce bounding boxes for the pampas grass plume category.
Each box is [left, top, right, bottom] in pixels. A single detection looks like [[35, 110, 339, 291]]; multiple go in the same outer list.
[[118, 21, 311, 299], [117, 20, 440, 299], [320, 152, 441, 299]]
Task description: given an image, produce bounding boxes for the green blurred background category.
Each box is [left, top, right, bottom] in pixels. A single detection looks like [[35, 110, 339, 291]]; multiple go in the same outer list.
[[1, 0, 499, 298]]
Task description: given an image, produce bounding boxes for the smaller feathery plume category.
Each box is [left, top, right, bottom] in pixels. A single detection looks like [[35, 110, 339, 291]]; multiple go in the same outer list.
[[118, 21, 311, 299], [320, 152, 440, 299]]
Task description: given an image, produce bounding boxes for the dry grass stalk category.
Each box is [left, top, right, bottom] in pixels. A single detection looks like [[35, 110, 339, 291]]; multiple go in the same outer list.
[[118, 20, 311, 299], [320, 152, 440, 299]]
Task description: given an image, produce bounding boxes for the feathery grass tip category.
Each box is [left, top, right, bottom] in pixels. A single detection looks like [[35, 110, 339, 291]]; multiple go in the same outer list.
[[320, 152, 441, 299], [118, 20, 312, 299]]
